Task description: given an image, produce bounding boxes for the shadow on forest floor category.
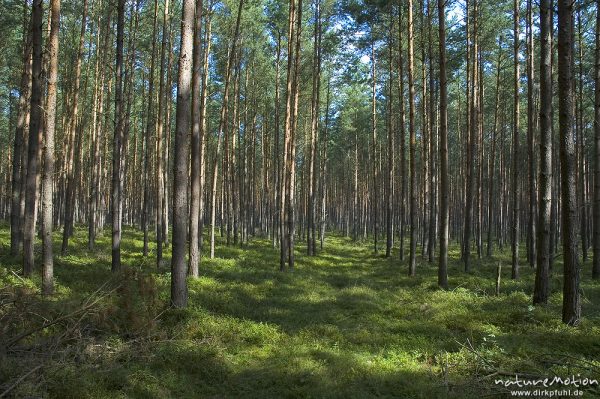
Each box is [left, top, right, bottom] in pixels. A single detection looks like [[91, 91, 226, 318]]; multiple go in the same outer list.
[[1, 223, 600, 398]]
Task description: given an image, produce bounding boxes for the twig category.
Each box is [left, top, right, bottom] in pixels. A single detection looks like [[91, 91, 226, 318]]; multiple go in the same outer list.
[[10, 270, 26, 285], [4, 283, 119, 348], [0, 365, 42, 398]]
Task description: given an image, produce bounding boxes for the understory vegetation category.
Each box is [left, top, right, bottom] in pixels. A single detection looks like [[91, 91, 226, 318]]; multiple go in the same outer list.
[[1, 224, 599, 398]]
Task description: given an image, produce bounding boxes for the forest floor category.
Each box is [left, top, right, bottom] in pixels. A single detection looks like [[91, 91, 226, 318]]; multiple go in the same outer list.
[[1, 224, 600, 398]]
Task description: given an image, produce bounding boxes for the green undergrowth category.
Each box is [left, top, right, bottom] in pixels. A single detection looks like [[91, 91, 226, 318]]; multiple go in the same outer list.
[[1, 222, 599, 398]]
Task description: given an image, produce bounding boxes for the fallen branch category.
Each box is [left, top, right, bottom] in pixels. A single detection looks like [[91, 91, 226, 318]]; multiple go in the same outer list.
[[0, 365, 42, 398], [3, 279, 119, 348]]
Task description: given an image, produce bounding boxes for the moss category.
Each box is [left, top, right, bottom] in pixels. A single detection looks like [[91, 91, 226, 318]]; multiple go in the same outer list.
[[1, 222, 599, 398]]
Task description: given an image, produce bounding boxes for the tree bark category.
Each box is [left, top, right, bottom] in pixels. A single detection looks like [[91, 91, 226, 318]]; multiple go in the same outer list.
[[171, 0, 196, 308], [437, 0, 448, 289], [22, 0, 43, 277], [407, 0, 417, 277], [188, 0, 204, 277], [534, 0, 552, 304], [511, 0, 521, 280], [111, 0, 126, 273], [558, 0, 581, 325], [10, 17, 32, 257], [594, 0, 600, 279], [42, 0, 61, 296]]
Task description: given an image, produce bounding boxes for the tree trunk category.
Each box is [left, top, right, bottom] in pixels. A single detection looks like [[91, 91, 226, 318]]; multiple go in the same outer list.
[[534, 0, 553, 304], [526, 0, 536, 268], [407, 0, 417, 277], [22, 0, 43, 277], [307, 0, 321, 257], [61, 0, 88, 255], [188, 0, 204, 277], [111, 0, 125, 273], [142, 0, 159, 257], [594, 0, 600, 279], [171, 0, 195, 308], [10, 18, 32, 257], [511, 0, 521, 280], [156, 0, 170, 267], [42, 0, 60, 295], [437, 0, 448, 289], [557, 0, 581, 325]]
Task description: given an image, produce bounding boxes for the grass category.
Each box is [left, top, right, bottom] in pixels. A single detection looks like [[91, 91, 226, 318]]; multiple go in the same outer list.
[[1, 223, 600, 398]]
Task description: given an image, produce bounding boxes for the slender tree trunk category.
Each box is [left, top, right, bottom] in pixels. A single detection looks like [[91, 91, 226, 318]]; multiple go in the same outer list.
[[142, 0, 159, 257], [171, 0, 195, 308], [111, 0, 125, 273], [198, 8, 213, 260], [386, 11, 394, 258], [61, 0, 88, 255], [42, 0, 60, 295], [464, 0, 478, 273], [534, 0, 553, 304], [273, 32, 282, 248], [281, 0, 296, 270], [188, 0, 204, 277], [320, 77, 330, 249], [398, 5, 407, 261], [511, 0, 521, 280], [558, 0, 581, 325], [210, 0, 243, 259], [594, 0, 600, 279], [371, 41, 379, 254], [577, 11, 588, 263], [437, 0, 448, 289], [307, 0, 321, 256], [287, 0, 303, 270], [487, 37, 503, 257], [10, 19, 32, 257], [156, 0, 170, 267], [526, 0, 536, 268], [22, 0, 43, 277], [407, 0, 417, 276]]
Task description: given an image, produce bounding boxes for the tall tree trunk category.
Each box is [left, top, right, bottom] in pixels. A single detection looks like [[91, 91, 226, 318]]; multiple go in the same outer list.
[[407, 0, 417, 277], [10, 18, 32, 257], [320, 77, 330, 249], [22, 0, 43, 277], [171, 0, 195, 308], [437, 0, 448, 289], [371, 41, 379, 254], [386, 10, 394, 259], [111, 0, 125, 273], [398, 5, 407, 261], [526, 0, 536, 268], [534, 0, 553, 304], [210, 0, 243, 259], [142, 0, 159, 257], [281, 0, 296, 270], [307, 0, 321, 257], [42, 0, 60, 295], [198, 8, 213, 260], [61, 0, 88, 255], [287, 0, 303, 270], [594, 0, 600, 279], [511, 0, 521, 280], [273, 32, 282, 248], [188, 0, 204, 277], [577, 11, 588, 263], [487, 37, 503, 257], [557, 0, 581, 325], [464, 0, 478, 273], [156, 0, 170, 267]]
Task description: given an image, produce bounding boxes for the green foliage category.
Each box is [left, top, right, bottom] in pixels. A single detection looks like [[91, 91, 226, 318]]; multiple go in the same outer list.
[[1, 224, 599, 398]]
